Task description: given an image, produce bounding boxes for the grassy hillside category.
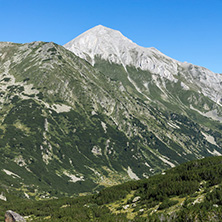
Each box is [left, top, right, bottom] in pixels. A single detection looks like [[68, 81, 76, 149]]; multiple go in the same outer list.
[[1, 156, 222, 221]]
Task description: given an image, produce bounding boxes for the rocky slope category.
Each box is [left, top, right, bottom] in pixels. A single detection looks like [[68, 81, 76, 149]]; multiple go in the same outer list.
[[64, 25, 222, 104], [0, 26, 222, 198]]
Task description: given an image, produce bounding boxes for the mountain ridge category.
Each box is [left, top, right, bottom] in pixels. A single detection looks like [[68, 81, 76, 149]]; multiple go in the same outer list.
[[64, 25, 222, 105], [0, 27, 222, 198], [64, 25, 181, 74]]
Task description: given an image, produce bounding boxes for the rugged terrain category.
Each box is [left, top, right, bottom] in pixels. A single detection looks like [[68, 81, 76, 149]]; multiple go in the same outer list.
[[1, 156, 222, 221], [0, 25, 222, 198]]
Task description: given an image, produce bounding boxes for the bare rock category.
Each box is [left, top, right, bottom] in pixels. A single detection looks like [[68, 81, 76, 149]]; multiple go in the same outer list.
[[122, 204, 130, 210], [132, 196, 141, 203], [5, 210, 26, 222]]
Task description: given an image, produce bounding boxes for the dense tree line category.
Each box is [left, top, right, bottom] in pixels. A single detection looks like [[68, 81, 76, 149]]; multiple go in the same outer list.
[[1, 156, 222, 221]]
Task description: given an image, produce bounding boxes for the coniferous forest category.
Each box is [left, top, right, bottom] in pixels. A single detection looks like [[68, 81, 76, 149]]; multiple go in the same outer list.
[[1, 156, 222, 221]]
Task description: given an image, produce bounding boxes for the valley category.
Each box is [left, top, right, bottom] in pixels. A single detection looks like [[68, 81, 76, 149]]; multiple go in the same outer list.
[[0, 25, 222, 221]]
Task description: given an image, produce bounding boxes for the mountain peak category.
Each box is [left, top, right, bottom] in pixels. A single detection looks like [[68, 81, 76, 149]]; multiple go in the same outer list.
[[87, 24, 119, 32], [83, 24, 132, 41], [64, 25, 180, 73], [66, 24, 133, 44], [64, 25, 134, 66], [64, 26, 222, 104]]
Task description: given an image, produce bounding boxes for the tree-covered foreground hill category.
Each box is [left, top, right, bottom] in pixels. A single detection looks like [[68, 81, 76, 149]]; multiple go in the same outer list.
[[1, 156, 222, 221]]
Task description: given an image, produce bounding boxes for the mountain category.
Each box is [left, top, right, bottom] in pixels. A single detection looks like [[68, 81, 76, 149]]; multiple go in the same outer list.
[[64, 25, 222, 104], [0, 25, 222, 198]]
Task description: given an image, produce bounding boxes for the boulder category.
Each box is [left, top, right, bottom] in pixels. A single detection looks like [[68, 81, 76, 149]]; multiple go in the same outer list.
[[5, 210, 26, 222]]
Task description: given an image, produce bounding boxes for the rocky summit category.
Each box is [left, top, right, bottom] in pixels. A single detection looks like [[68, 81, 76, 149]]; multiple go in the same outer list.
[[0, 25, 222, 198]]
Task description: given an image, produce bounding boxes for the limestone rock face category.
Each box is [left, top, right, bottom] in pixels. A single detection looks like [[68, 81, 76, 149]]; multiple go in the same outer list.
[[5, 210, 26, 222]]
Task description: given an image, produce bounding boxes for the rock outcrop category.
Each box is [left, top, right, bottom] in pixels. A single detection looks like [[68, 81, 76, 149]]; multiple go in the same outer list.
[[5, 210, 26, 222]]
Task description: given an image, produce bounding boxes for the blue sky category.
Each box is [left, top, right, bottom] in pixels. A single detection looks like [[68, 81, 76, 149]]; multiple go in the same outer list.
[[1, 0, 221, 73]]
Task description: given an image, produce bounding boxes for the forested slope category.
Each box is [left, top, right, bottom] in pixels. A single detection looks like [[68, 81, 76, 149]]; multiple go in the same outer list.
[[1, 156, 222, 221]]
